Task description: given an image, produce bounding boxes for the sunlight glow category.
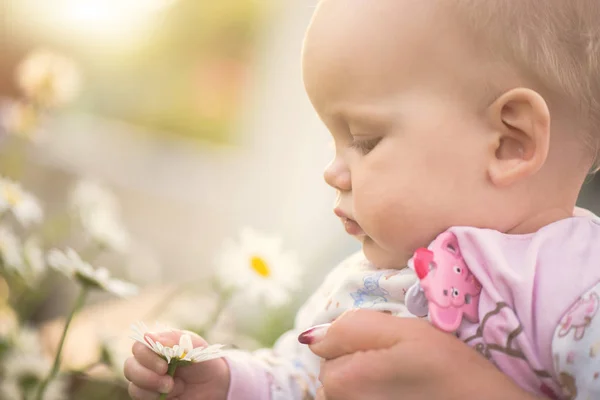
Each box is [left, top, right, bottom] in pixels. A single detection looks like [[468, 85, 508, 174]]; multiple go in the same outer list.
[[17, 0, 174, 50]]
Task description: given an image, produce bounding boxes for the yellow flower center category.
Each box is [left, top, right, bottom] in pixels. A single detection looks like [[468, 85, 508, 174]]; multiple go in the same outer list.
[[250, 256, 271, 278], [2, 185, 21, 206]]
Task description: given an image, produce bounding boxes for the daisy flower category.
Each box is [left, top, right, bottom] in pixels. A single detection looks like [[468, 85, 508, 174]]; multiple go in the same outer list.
[[0, 381, 20, 400], [12, 325, 44, 354], [2, 327, 64, 399], [0, 99, 42, 140], [47, 247, 137, 297], [215, 228, 302, 307], [0, 225, 24, 272], [1, 352, 67, 400], [3, 353, 51, 383], [69, 180, 130, 252], [4, 235, 47, 285], [16, 49, 81, 108], [80, 207, 130, 252], [0, 177, 44, 227], [130, 322, 229, 365], [23, 236, 47, 284], [69, 180, 118, 213]]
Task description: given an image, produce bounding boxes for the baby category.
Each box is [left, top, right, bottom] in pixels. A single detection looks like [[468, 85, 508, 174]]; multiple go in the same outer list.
[[125, 0, 600, 399]]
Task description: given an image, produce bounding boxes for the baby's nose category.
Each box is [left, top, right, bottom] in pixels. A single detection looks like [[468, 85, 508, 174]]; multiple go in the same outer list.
[[323, 158, 351, 191]]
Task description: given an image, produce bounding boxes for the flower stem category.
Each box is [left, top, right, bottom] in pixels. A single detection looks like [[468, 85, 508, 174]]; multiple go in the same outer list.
[[35, 287, 89, 400], [158, 362, 178, 400]]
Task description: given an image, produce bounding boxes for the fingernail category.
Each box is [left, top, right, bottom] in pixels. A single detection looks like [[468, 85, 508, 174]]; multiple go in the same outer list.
[[298, 323, 331, 345]]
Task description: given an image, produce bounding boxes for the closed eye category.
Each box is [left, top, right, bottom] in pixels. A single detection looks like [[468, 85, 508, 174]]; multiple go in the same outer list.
[[350, 137, 382, 155]]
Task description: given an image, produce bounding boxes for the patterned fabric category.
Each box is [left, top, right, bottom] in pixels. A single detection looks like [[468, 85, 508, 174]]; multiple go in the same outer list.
[[225, 251, 418, 400], [552, 283, 600, 400], [433, 216, 600, 399]]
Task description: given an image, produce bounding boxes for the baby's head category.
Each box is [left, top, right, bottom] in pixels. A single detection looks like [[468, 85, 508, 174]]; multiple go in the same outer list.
[[302, 0, 600, 268]]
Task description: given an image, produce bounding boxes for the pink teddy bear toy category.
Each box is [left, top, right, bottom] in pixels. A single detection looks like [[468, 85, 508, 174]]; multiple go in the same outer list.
[[406, 231, 482, 333]]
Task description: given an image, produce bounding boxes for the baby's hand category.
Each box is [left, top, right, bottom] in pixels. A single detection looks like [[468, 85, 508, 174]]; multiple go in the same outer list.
[[124, 330, 230, 400]]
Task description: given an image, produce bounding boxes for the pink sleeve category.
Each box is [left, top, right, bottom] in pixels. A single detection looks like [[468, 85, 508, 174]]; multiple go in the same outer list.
[[225, 353, 272, 400]]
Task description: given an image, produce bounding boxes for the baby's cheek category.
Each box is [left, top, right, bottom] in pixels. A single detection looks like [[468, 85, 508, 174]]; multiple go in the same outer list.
[[356, 197, 400, 236], [369, 209, 412, 252]]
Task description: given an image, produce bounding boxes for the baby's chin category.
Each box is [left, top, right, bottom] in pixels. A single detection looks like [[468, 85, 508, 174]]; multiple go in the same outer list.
[[361, 236, 409, 270]]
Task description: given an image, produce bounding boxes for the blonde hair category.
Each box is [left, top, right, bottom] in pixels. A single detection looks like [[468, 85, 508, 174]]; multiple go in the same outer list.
[[450, 0, 600, 172]]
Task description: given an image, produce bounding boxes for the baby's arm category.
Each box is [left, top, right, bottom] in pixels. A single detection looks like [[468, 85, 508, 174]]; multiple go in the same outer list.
[[225, 251, 366, 400], [225, 329, 319, 399], [224, 301, 322, 399]]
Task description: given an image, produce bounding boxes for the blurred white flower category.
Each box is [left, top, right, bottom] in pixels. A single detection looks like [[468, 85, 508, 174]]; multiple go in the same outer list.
[[0, 177, 44, 227], [69, 180, 130, 252], [16, 49, 81, 108], [12, 325, 44, 354], [0, 225, 24, 272], [47, 247, 138, 297], [99, 333, 128, 373], [3, 352, 50, 382], [0, 99, 42, 140], [81, 208, 130, 252], [1, 352, 67, 400], [215, 228, 302, 307], [23, 236, 46, 283], [0, 381, 20, 400], [70, 180, 118, 213], [3, 234, 48, 285], [130, 322, 229, 364]]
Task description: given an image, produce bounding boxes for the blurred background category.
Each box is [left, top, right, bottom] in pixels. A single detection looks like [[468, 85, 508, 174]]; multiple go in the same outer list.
[[1, 0, 359, 303], [1, 1, 362, 398], [0, 0, 356, 282], [0, 0, 599, 398]]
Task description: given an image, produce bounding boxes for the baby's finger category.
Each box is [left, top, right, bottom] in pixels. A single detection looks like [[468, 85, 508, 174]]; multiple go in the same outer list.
[[124, 356, 174, 393], [316, 386, 327, 400], [127, 382, 160, 400], [132, 341, 168, 374], [167, 378, 186, 398], [146, 330, 209, 349]]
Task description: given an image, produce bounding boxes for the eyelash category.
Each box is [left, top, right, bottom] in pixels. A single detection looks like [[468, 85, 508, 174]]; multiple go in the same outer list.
[[350, 137, 382, 155]]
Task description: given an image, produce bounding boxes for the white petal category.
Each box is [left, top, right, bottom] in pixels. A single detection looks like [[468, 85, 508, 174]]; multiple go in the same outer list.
[[24, 237, 46, 278], [13, 195, 44, 226], [106, 279, 138, 297], [179, 334, 193, 353]]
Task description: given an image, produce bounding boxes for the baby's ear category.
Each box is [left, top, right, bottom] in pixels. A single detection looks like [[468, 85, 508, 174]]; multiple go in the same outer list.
[[485, 88, 550, 187]]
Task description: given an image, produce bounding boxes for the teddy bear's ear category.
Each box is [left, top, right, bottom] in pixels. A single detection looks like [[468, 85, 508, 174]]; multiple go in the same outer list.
[[437, 232, 461, 259], [413, 248, 434, 280]]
